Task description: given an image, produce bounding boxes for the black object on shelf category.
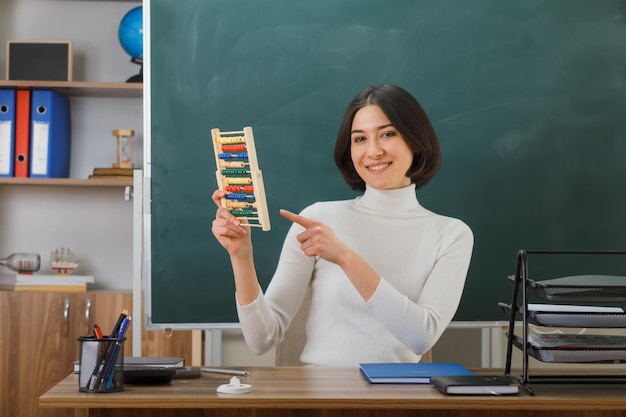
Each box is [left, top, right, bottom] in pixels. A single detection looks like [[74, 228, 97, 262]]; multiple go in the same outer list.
[[126, 57, 143, 83]]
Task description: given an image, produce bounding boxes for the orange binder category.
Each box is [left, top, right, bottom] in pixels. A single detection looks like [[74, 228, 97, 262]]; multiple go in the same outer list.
[[14, 89, 31, 177]]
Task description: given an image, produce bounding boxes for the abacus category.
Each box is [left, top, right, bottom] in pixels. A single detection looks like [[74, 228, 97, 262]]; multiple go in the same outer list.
[[211, 127, 271, 231]]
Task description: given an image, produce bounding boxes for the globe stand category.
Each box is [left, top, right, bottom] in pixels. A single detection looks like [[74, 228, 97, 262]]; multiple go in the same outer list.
[[126, 57, 143, 83]]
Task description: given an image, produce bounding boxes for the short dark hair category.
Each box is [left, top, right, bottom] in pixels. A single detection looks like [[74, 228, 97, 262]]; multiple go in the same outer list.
[[334, 84, 441, 191]]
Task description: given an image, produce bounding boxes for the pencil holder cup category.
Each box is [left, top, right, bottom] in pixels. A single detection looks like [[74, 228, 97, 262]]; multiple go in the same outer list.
[[77, 335, 126, 393]]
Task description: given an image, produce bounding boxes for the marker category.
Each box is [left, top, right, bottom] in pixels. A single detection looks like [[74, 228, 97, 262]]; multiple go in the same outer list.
[[93, 324, 104, 352], [93, 324, 103, 339]]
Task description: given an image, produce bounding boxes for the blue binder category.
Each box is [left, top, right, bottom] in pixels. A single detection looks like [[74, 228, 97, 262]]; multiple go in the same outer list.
[[0, 89, 16, 177], [29, 90, 71, 178]]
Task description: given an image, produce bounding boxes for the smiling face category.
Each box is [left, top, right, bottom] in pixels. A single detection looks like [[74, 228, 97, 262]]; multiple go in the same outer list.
[[349, 105, 414, 190]]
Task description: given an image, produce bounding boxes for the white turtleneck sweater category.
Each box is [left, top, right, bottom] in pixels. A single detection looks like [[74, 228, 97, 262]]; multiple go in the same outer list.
[[236, 184, 474, 366]]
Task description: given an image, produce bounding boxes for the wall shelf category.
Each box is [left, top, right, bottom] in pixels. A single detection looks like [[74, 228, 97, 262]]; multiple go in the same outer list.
[[0, 80, 141, 185], [0, 177, 133, 187], [0, 80, 142, 98]]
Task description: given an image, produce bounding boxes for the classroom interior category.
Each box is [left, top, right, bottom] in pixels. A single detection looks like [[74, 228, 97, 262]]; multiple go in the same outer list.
[[0, 0, 492, 370], [2, 4, 626, 416]]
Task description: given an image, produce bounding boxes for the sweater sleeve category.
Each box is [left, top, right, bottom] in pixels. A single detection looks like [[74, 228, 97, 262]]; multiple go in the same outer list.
[[365, 219, 474, 355], [235, 211, 316, 355]]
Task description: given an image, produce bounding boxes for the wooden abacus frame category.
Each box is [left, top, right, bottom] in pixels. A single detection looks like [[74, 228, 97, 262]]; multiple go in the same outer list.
[[211, 126, 271, 231]]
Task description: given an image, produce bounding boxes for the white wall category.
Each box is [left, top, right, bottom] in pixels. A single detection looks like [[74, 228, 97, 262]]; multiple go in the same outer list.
[[0, 0, 142, 289]]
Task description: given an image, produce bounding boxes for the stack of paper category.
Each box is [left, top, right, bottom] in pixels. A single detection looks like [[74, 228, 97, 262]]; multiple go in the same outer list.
[[0, 273, 95, 292]]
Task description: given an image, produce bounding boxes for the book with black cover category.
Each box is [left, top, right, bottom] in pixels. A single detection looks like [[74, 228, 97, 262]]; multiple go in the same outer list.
[[359, 362, 472, 384], [430, 375, 519, 395], [123, 367, 177, 385], [125, 356, 185, 368], [74, 356, 184, 373]]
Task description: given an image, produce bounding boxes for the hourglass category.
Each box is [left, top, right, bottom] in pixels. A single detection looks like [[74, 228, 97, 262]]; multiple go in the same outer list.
[[112, 129, 134, 169]]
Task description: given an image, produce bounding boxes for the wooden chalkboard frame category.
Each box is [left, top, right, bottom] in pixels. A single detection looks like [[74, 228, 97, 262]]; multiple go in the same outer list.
[[145, 0, 626, 329]]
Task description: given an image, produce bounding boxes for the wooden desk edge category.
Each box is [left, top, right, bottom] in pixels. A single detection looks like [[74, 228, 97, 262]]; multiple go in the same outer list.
[[39, 367, 626, 411]]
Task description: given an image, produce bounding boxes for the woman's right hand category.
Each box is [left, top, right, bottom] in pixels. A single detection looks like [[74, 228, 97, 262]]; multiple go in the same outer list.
[[211, 190, 252, 256]]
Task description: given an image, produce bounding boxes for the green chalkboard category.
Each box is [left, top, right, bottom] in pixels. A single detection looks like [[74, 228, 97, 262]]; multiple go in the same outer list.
[[147, 0, 626, 327]]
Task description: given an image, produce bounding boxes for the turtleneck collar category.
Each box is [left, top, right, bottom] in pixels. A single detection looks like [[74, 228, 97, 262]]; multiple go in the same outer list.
[[353, 184, 422, 215]]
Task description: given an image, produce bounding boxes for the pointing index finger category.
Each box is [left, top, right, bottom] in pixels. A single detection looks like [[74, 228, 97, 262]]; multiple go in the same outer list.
[[280, 209, 316, 229]]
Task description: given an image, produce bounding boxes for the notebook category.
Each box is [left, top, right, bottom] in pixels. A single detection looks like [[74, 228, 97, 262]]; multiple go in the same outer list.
[[430, 375, 519, 395], [359, 362, 472, 384]]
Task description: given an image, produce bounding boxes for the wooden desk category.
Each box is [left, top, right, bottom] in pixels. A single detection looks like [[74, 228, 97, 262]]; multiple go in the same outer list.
[[40, 367, 626, 417]]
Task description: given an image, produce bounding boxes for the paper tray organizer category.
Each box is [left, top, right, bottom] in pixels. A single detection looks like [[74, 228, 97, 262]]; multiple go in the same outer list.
[[501, 249, 626, 395], [498, 302, 626, 328], [513, 274, 626, 302], [511, 334, 626, 363]]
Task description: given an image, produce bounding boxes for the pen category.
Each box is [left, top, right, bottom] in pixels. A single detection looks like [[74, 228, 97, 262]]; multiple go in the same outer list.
[[86, 326, 106, 390], [104, 316, 132, 390], [95, 308, 128, 388], [99, 309, 127, 362], [88, 348, 106, 391], [91, 311, 130, 392], [201, 367, 249, 376], [110, 309, 128, 338]]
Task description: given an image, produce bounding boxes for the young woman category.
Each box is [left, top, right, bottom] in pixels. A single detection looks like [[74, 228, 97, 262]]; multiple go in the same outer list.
[[211, 84, 474, 366]]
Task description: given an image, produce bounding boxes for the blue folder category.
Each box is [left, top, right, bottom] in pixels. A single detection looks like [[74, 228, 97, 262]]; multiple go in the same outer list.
[[29, 90, 71, 178], [0, 89, 16, 177], [359, 362, 473, 384]]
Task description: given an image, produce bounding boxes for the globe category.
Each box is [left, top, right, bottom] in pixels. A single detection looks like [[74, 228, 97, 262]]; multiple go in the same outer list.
[[118, 6, 143, 60]]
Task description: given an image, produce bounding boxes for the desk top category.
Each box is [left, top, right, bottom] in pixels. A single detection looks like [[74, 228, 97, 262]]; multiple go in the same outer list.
[[40, 367, 626, 411]]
